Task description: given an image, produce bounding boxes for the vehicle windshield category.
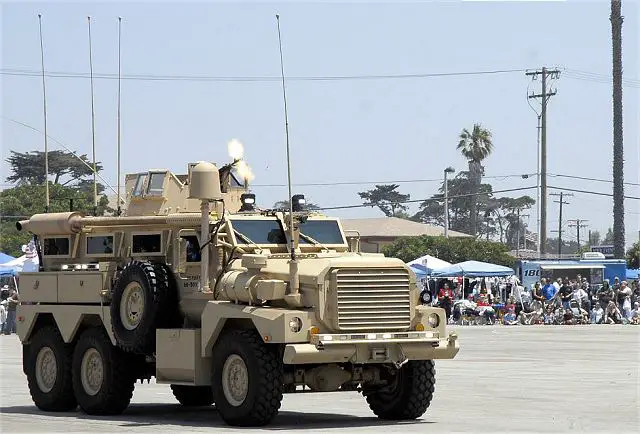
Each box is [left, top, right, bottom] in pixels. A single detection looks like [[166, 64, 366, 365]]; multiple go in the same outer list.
[[230, 219, 287, 245], [230, 218, 345, 246], [299, 220, 345, 245]]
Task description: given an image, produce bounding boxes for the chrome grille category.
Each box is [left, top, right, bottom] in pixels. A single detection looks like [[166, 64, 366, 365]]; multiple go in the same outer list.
[[335, 268, 411, 331]]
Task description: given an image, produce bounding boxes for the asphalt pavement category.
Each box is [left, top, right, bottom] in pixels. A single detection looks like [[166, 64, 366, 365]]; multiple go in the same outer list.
[[1, 325, 638, 433]]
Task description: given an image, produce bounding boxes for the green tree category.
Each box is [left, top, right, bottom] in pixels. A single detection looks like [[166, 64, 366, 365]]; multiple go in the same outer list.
[[626, 241, 639, 269], [611, 0, 625, 258], [0, 183, 110, 256], [457, 123, 494, 237], [382, 235, 514, 268], [589, 230, 602, 246], [603, 227, 614, 244], [6, 150, 103, 187], [358, 184, 410, 218]]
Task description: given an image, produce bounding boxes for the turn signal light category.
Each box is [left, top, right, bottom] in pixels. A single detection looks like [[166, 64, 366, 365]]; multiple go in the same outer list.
[[415, 323, 425, 331], [309, 326, 320, 335]]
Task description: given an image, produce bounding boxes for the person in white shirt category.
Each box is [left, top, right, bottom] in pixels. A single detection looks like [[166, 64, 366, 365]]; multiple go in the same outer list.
[[630, 302, 640, 325], [590, 304, 604, 324], [0, 300, 6, 332], [573, 284, 591, 311]]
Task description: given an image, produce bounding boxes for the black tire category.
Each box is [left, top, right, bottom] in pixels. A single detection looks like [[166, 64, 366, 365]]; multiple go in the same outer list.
[[152, 263, 184, 329], [110, 260, 172, 354], [71, 327, 136, 415], [366, 360, 436, 420], [211, 329, 283, 426], [170, 385, 214, 406], [25, 326, 77, 412]]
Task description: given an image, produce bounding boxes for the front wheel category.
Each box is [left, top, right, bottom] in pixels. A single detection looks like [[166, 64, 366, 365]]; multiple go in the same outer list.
[[211, 329, 283, 426], [366, 360, 436, 420]]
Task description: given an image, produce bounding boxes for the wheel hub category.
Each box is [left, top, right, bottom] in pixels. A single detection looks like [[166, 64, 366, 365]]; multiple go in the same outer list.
[[221, 354, 249, 407], [120, 281, 145, 331], [35, 347, 57, 393], [80, 348, 104, 396]]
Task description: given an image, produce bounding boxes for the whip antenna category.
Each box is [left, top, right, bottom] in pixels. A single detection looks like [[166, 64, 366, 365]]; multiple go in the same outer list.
[[37, 14, 50, 212], [88, 16, 98, 215], [117, 16, 122, 216], [276, 14, 295, 260]]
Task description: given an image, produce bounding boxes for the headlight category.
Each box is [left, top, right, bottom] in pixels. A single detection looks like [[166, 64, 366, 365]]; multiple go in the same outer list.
[[427, 313, 440, 328], [289, 317, 303, 333]]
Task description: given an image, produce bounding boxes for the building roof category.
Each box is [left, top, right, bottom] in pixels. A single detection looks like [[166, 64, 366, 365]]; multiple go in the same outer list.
[[340, 217, 471, 238]]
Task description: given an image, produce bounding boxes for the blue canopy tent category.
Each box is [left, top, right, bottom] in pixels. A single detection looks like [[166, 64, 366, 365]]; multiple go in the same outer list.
[[409, 263, 429, 278], [0, 253, 15, 264], [430, 260, 515, 302]]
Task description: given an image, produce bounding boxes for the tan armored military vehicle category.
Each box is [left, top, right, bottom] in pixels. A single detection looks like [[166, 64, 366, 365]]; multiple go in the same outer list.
[[15, 158, 459, 427]]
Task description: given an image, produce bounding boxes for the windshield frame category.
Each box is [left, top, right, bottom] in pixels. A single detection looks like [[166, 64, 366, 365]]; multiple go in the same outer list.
[[227, 215, 348, 249]]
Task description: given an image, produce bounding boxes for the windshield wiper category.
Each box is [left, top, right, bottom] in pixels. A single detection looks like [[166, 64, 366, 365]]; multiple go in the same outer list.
[[233, 229, 262, 250], [299, 232, 330, 250]]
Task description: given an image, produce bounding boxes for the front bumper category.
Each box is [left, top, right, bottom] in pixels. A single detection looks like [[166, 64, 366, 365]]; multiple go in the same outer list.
[[282, 330, 459, 365]]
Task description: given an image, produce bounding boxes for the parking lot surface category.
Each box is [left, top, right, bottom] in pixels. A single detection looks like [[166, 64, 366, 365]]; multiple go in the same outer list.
[[1, 325, 638, 433]]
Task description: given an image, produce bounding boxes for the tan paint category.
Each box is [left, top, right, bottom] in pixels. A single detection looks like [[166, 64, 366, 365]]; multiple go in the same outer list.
[[200, 301, 315, 357], [156, 329, 212, 386]]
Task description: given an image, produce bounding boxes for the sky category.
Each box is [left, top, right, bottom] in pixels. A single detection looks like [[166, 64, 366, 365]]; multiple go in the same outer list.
[[1, 0, 639, 248]]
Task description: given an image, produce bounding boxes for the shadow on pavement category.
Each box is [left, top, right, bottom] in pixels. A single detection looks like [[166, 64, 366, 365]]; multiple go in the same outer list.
[[0, 404, 433, 430]]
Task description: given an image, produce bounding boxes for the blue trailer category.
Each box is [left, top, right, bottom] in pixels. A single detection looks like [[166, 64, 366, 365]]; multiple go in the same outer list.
[[516, 256, 627, 289]]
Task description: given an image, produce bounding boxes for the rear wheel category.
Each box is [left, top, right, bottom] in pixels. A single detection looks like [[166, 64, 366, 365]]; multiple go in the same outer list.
[[170, 385, 214, 406], [366, 360, 436, 420], [26, 326, 77, 412], [211, 329, 283, 426], [72, 327, 136, 415]]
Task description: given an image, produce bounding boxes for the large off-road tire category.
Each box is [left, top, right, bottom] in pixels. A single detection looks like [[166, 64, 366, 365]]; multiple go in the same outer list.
[[25, 326, 77, 412], [71, 327, 136, 415], [152, 262, 184, 329], [211, 329, 283, 426], [170, 385, 214, 406], [366, 360, 436, 420], [110, 260, 174, 354]]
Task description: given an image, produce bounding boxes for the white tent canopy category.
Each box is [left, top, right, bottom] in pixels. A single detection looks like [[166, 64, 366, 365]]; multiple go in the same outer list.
[[407, 254, 451, 273]]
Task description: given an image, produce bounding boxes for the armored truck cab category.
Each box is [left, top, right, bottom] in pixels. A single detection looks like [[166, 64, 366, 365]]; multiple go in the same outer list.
[[15, 159, 459, 427]]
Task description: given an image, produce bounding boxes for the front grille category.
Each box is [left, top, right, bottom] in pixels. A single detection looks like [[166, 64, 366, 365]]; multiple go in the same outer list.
[[335, 268, 411, 331]]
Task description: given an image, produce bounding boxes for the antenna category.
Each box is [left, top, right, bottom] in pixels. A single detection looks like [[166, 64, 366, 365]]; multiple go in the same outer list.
[[276, 14, 295, 261], [116, 16, 122, 216], [37, 14, 50, 212], [88, 16, 98, 216]]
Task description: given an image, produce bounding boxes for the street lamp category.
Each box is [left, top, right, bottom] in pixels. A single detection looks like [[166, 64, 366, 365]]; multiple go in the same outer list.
[[444, 167, 455, 238]]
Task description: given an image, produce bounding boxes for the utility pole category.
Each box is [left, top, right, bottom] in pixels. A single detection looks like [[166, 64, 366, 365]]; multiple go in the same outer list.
[[526, 67, 560, 255], [550, 192, 572, 257], [444, 167, 455, 238], [568, 219, 589, 247]]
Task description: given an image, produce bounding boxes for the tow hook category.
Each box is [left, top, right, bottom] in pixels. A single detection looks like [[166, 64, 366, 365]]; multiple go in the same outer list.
[[448, 331, 458, 343]]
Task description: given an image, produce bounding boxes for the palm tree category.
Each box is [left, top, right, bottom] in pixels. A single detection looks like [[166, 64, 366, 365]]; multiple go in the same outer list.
[[611, 0, 625, 258], [457, 123, 493, 237]]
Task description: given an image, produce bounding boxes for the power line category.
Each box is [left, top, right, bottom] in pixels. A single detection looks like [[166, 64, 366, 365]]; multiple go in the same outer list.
[[548, 185, 640, 200], [549, 173, 640, 187], [316, 186, 537, 211], [0, 67, 527, 82]]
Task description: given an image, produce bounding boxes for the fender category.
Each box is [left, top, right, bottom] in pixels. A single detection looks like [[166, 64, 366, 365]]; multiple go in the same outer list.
[[16, 304, 116, 345], [200, 301, 315, 357]]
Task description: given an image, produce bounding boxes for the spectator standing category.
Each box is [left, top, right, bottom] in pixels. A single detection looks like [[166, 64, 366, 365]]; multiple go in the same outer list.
[[3, 291, 18, 335], [617, 281, 632, 320], [542, 278, 557, 303], [0, 299, 6, 332], [597, 280, 614, 310], [559, 278, 573, 309]]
